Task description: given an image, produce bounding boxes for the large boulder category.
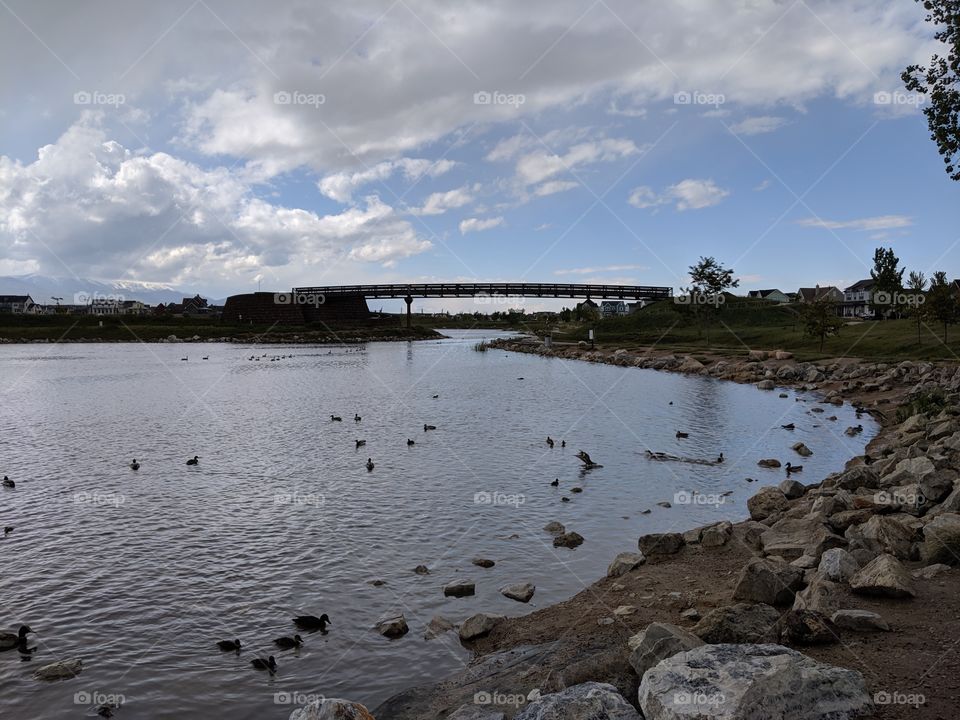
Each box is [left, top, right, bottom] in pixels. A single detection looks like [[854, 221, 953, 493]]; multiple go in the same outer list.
[[500, 583, 536, 603], [829, 466, 879, 491], [747, 487, 789, 520], [692, 603, 779, 644], [774, 609, 839, 646], [459, 613, 503, 641], [627, 622, 704, 678], [920, 512, 960, 565], [607, 551, 646, 577], [515, 682, 640, 720], [849, 554, 916, 598], [33, 659, 82, 681], [778, 478, 806, 500], [289, 699, 375, 720], [818, 548, 859, 583], [700, 521, 734, 547], [733, 558, 804, 606], [375, 613, 409, 638], [792, 573, 840, 615], [444, 580, 477, 598], [880, 456, 936, 488], [553, 531, 585, 549], [846, 514, 914, 560], [760, 518, 846, 561], [638, 532, 685, 555], [639, 644, 870, 720]]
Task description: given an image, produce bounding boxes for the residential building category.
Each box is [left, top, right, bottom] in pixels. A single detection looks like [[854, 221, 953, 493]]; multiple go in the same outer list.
[[0, 295, 37, 313], [796, 285, 844, 304], [600, 300, 628, 317], [747, 289, 791, 303], [89, 299, 122, 316], [841, 279, 876, 318]]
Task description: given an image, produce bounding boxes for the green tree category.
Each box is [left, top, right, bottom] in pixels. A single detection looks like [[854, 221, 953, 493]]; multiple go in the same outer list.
[[869, 247, 904, 318], [686, 256, 739, 345], [902, 0, 960, 181], [926, 271, 959, 342], [907, 270, 927, 345], [801, 299, 845, 352]]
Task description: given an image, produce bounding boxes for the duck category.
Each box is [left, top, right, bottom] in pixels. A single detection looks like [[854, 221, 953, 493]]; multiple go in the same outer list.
[[785, 462, 803, 474], [406, 439, 415, 446], [331, 415, 342, 422], [129, 459, 140, 470], [216, 639, 241, 652], [781, 423, 795, 430], [0, 625, 33, 650], [716, 453, 724, 464], [3, 527, 12, 536], [560, 440, 566, 448], [432, 394, 439, 399], [546, 436, 554, 448], [354, 414, 362, 422], [186, 456, 199, 466], [181, 356, 188, 361], [273, 635, 303, 649], [366, 458, 375, 471], [423, 424, 436, 431], [292, 614, 331, 632], [251, 656, 277, 672], [675, 431, 689, 439], [550, 478, 559, 487], [576, 450, 602, 468], [356, 440, 366, 448], [2, 476, 14, 488]]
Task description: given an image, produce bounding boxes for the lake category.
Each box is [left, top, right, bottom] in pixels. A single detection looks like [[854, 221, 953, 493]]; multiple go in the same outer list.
[[0, 330, 874, 719]]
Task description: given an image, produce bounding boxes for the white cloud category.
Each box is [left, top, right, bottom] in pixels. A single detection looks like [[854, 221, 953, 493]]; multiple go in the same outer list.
[[629, 179, 729, 211], [554, 264, 649, 276], [412, 186, 473, 216], [318, 158, 456, 203], [754, 179, 772, 191], [627, 186, 666, 209], [459, 216, 504, 234], [515, 139, 639, 186], [730, 116, 789, 136], [534, 180, 579, 197], [796, 215, 913, 231]]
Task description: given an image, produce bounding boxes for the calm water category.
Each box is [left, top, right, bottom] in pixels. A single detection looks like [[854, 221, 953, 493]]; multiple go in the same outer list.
[[0, 331, 874, 719]]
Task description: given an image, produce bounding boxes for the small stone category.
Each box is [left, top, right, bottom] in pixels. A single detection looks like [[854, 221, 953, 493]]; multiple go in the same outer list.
[[500, 583, 536, 603], [680, 608, 701, 621], [544, 521, 565, 535], [413, 565, 430, 575], [613, 605, 636, 616], [656, 501, 672, 508], [375, 613, 409, 638], [471, 558, 495, 568], [792, 442, 813, 457], [424, 615, 455, 639], [443, 579, 476, 598], [553, 531, 584, 549], [831, 609, 891, 632]]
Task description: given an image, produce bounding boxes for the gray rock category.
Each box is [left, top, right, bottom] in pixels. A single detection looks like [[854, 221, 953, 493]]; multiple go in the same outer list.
[[543, 521, 565, 535], [757, 379, 776, 390], [692, 603, 780, 644], [500, 583, 536, 603], [792, 442, 813, 457], [761, 517, 846, 561], [913, 563, 952, 579], [444, 580, 477, 598], [413, 565, 430, 575], [849, 553, 916, 598], [700, 521, 733, 547], [553, 531, 584, 549], [847, 514, 915, 559], [447, 704, 506, 720], [818, 548, 859, 582], [639, 643, 870, 720], [880, 456, 936, 488], [757, 458, 782, 469], [472, 558, 496, 568], [638, 532, 685, 555], [831, 609, 891, 632], [607, 551, 646, 577], [779, 478, 806, 500], [774, 609, 839, 645], [627, 622, 704, 678], [921, 512, 960, 565], [747, 486, 789, 520], [792, 573, 840, 615], [732, 557, 804, 606], [289, 698, 375, 720], [33, 658, 82, 681], [376, 613, 409, 638], [424, 615, 455, 640], [515, 682, 640, 720], [459, 613, 503, 641]]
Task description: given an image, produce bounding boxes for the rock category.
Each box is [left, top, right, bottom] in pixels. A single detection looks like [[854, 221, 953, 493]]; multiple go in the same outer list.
[[627, 622, 704, 679], [747, 487, 789, 520], [757, 379, 776, 390], [700, 521, 733, 547], [543, 521, 565, 535], [921, 512, 960, 565], [472, 558, 496, 568], [920, 469, 956, 505], [447, 705, 506, 720], [737, 520, 770, 549], [614, 605, 636, 617], [289, 698, 375, 720], [424, 615, 455, 640], [413, 565, 430, 575], [847, 514, 914, 560], [913, 563, 952, 579], [830, 466, 879, 491], [880, 456, 937, 488], [444, 580, 477, 598], [656, 501, 672, 508], [553, 531, 584, 549], [678, 356, 705, 374], [775, 609, 839, 645], [831, 609, 891, 632], [792, 442, 813, 457], [680, 608, 701, 621], [849, 553, 916, 598], [692, 603, 780, 643], [638, 532, 685, 555], [376, 613, 409, 638], [515, 682, 640, 720], [758, 458, 782, 468], [607, 551, 646, 577], [733, 557, 804, 606], [639, 644, 870, 720], [33, 658, 82, 681], [500, 583, 536, 603], [791, 555, 819, 569], [459, 613, 502, 641], [778, 478, 806, 499], [775, 350, 794, 360], [818, 548, 859, 582], [792, 573, 840, 615], [760, 517, 846, 561]]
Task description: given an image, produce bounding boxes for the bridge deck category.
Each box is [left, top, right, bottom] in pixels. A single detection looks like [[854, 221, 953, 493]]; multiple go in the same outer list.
[[292, 283, 672, 299]]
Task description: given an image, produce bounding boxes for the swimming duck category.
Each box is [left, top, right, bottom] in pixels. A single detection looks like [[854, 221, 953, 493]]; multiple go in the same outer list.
[[3, 527, 12, 536], [675, 431, 689, 439], [181, 356, 188, 361], [432, 394, 439, 399], [202, 356, 209, 360], [576, 451, 601, 468], [129, 459, 140, 470], [0, 625, 33, 650], [546, 436, 554, 448], [251, 656, 277, 672], [216, 639, 241, 652], [424, 424, 436, 431], [550, 478, 559, 487], [561, 440, 566, 448], [785, 462, 803, 474], [2, 476, 14, 488], [366, 458, 375, 471], [331, 415, 342, 422], [356, 440, 366, 448], [781, 423, 795, 430], [273, 635, 303, 649], [186, 456, 199, 466], [292, 614, 331, 632], [406, 439, 415, 446], [354, 414, 362, 422], [716, 453, 724, 464]]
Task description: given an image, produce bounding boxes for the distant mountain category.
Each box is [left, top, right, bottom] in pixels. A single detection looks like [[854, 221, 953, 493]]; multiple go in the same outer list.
[[0, 275, 224, 306]]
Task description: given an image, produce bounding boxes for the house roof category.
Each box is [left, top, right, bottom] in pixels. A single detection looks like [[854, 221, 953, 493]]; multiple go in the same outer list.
[[845, 279, 875, 292], [0, 295, 33, 303], [748, 289, 784, 298], [797, 286, 841, 301]]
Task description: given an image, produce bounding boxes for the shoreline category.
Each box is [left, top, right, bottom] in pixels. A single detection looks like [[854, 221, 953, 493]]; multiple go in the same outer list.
[[0, 326, 442, 345], [364, 339, 960, 720]]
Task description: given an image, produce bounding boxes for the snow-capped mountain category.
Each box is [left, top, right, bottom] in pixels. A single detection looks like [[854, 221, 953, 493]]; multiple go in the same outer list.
[[0, 275, 223, 306]]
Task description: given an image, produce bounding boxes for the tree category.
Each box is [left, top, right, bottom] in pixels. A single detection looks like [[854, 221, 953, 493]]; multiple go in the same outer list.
[[907, 270, 928, 345], [902, 0, 960, 181], [801, 299, 845, 352], [869, 247, 904, 318], [686, 256, 739, 345], [926, 271, 959, 342]]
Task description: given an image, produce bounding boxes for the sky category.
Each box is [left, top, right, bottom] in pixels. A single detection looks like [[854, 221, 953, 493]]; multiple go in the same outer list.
[[0, 0, 957, 312]]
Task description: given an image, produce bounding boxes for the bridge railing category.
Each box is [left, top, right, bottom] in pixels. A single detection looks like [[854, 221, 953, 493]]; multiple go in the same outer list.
[[291, 283, 673, 299]]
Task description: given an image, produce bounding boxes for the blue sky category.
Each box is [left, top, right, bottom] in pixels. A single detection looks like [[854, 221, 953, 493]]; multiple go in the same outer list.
[[0, 0, 956, 310]]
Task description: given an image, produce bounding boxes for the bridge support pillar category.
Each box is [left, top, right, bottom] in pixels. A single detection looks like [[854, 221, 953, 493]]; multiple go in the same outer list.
[[404, 295, 413, 328]]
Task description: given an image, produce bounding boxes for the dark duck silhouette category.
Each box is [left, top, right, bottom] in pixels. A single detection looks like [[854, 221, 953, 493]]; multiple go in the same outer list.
[[186, 456, 199, 466], [786, 462, 803, 474], [366, 458, 375, 471], [354, 414, 362, 422], [2, 476, 14, 488], [423, 424, 436, 431], [274, 635, 303, 649], [293, 614, 330, 632], [129, 459, 140, 470], [216, 639, 241, 652], [781, 423, 795, 430], [251, 656, 277, 672], [716, 453, 725, 464], [561, 440, 566, 448], [356, 440, 366, 448], [0, 625, 33, 650], [406, 439, 415, 446], [675, 431, 689, 439], [3, 527, 12, 536], [576, 451, 602, 468], [546, 436, 554, 448], [331, 415, 342, 422], [550, 478, 559, 487]]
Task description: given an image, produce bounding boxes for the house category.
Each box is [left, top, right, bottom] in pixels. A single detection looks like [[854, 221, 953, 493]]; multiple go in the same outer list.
[[181, 295, 209, 315], [841, 279, 876, 318], [796, 285, 844, 304], [600, 300, 628, 317], [747, 289, 791, 303], [120, 300, 148, 315], [89, 299, 122, 316], [0, 295, 37, 313]]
